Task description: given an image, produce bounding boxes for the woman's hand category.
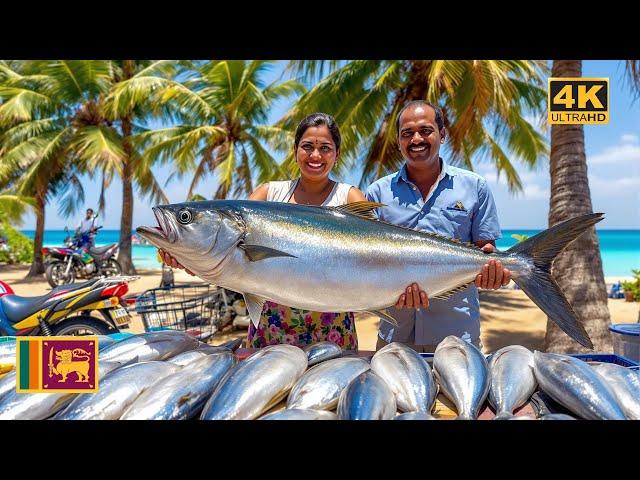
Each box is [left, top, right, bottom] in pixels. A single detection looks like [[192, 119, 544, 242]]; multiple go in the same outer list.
[[158, 249, 196, 276], [396, 283, 430, 309], [474, 243, 512, 289]]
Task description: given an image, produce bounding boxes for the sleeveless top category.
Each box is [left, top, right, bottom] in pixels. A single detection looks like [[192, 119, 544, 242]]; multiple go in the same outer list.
[[246, 179, 359, 350]]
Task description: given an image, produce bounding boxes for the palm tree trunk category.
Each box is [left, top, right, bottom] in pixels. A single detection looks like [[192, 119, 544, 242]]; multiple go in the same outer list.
[[544, 60, 612, 353], [116, 60, 136, 275], [25, 189, 45, 278]]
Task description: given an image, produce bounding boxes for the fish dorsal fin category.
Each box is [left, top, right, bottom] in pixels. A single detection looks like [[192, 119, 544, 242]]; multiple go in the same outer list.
[[432, 283, 473, 300], [420, 231, 477, 248], [243, 293, 267, 328], [331, 201, 386, 220], [238, 243, 297, 262]]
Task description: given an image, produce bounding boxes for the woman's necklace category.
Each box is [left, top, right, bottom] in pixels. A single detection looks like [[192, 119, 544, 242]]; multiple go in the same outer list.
[[295, 179, 334, 205]]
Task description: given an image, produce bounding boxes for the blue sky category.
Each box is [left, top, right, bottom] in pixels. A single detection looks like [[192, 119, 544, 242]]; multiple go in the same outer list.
[[20, 60, 640, 231]]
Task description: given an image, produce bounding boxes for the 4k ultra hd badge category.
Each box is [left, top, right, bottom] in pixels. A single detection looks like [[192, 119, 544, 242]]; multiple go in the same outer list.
[[548, 78, 609, 125]]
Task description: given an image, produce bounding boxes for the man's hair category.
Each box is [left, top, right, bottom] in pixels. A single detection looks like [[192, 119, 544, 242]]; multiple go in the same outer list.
[[86, 208, 94, 214], [396, 100, 445, 134]]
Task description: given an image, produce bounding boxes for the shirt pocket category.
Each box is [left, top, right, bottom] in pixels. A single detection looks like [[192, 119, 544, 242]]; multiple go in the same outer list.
[[440, 207, 472, 240]]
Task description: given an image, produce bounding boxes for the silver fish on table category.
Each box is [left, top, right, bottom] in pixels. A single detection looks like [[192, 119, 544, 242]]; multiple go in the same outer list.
[[394, 412, 437, 420], [0, 338, 16, 367], [137, 201, 602, 348], [540, 413, 576, 420], [121, 351, 236, 420], [168, 345, 229, 367], [533, 352, 626, 420], [54, 361, 180, 420], [433, 336, 490, 420], [200, 344, 307, 420], [287, 357, 370, 411], [303, 342, 343, 367], [96, 335, 117, 351], [488, 345, 537, 419], [98, 331, 199, 364], [0, 361, 122, 420], [591, 363, 640, 420], [260, 409, 338, 420], [337, 371, 396, 420], [371, 342, 437, 413]]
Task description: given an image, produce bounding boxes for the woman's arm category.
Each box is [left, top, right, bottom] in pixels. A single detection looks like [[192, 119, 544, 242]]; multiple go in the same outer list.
[[249, 183, 269, 201], [346, 186, 367, 203]]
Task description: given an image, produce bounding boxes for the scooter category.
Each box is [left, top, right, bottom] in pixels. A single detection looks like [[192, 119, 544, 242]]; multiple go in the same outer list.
[[0, 277, 136, 337], [43, 226, 121, 288]]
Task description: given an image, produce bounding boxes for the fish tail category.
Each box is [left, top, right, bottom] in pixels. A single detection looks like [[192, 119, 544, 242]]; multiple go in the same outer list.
[[507, 212, 604, 350]]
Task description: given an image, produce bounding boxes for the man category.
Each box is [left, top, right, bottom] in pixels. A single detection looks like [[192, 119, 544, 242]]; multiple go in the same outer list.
[[76, 208, 98, 247], [366, 100, 511, 353]]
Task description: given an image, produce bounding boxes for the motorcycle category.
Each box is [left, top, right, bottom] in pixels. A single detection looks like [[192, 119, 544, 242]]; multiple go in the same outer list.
[[0, 277, 135, 336], [43, 226, 122, 288]]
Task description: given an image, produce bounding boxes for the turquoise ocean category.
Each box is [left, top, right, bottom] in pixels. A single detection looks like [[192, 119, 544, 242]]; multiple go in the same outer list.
[[22, 229, 640, 278]]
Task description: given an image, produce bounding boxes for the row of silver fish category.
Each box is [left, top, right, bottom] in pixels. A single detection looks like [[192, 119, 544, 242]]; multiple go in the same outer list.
[[1, 333, 638, 420]]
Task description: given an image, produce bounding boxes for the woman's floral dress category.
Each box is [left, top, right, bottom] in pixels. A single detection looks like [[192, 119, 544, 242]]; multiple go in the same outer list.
[[247, 301, 358, 350]]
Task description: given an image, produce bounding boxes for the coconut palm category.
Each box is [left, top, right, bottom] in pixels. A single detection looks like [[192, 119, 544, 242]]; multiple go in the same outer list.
[[122, 60, 304, 201], [0, 60, 111, 277], [545, 60, 640, 353], [283, 60, 549, 191]]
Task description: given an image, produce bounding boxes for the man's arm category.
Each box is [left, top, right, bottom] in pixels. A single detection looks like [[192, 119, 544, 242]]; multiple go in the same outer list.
[[472, 181, 511, 289]]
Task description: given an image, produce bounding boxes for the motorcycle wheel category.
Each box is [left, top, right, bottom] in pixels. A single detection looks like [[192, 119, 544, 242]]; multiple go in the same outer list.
[[101, 259, 122, 277], [45, 261, 76, 288], [51, 315, 116, 336]]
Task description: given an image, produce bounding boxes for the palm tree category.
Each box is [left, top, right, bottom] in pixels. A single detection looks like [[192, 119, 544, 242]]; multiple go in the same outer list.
[[545, 60, 640, 353], [125, 61, 304, 200], [0, 61, 110, 277], [283, 60, 549, 192]]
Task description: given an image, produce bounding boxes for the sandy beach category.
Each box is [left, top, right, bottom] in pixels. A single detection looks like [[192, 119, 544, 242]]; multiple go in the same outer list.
[[1, 265, 638, 352]]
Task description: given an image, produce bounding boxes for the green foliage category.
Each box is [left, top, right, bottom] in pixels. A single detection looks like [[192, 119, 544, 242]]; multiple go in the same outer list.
[[0, 221, 33, 264], [511, 233, 530, 242], [621, 269, 640, 301]]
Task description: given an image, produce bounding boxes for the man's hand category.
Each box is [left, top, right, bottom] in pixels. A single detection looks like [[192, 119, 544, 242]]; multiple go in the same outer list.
[[396, 283, 429, 309], [475, 243, 512, 289], [158, 249, 196, 276]]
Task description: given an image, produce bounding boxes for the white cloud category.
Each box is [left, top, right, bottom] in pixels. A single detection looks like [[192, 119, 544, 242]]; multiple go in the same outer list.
[[522, 184, 550, 200], [588, 174, 640, 195], [589, 138, 640, 165]]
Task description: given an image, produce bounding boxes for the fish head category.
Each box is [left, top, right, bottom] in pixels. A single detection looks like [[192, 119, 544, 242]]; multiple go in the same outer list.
[[136, 201, 245, 272]]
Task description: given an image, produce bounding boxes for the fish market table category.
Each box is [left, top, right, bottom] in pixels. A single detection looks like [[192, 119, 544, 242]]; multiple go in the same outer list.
[[234, 348, 538, 420]]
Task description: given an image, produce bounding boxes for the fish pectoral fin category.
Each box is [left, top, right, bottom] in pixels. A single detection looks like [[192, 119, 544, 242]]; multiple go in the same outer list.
[[244, 293, 267, 328], [331, 201, 386, 220], [238, 243, 297, 262], [366, 309, 400, 326], [431, 283, 473, 300]]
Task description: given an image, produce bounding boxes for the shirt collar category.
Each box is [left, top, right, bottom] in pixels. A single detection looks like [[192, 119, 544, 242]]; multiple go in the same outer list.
[[395, 157, 456, 185]]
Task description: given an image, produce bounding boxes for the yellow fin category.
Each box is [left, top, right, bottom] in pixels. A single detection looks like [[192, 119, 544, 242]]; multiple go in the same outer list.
[[331, 201, 386, 220]]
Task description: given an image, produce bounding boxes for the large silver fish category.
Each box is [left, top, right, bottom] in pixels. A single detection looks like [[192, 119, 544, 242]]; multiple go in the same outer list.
[[200, 344, 307, 420], [591, 363, 640, 420], [303, 342, 343, 367], [0, 370, 17, 399], [394, 412, 437, 420], [371, 342, 437, 413], [121, 351, 236, 420], [54, 361, 181, 420], [287, 357, 370, 410], [433, 336, 490, 420], [488, 345, 537, 419], [0, 361, 122, 420], [260, 409, 338, 420], [337, 371, 396, 420], [533, 352, 626, 420], [168, 346, 229, 367], [98, 331, 199, 364], [137, 200, 603, 348]]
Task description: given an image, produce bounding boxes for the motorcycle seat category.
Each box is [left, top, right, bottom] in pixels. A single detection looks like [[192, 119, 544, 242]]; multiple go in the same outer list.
[[0, 293, 56, 324], [89, 244, 116, 257], [0, 279, 100, 324]]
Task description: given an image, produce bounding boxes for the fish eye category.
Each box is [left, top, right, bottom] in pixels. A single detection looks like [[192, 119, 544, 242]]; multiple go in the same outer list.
[[177, 209, 193, 224]]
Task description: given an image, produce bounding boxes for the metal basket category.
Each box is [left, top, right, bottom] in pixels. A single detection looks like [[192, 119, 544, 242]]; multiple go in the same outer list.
[[134, 283, 229, 342]]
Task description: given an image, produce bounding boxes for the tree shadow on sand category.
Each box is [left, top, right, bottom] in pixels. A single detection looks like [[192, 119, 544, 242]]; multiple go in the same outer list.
[[479, 290, 534, 312]]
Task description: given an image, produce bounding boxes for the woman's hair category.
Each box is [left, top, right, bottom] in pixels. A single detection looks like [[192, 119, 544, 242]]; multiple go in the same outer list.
[[294, 112, 342, 151]]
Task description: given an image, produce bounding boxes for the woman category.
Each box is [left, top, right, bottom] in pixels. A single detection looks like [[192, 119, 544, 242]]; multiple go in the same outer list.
[[159, 113, 427, 350]]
